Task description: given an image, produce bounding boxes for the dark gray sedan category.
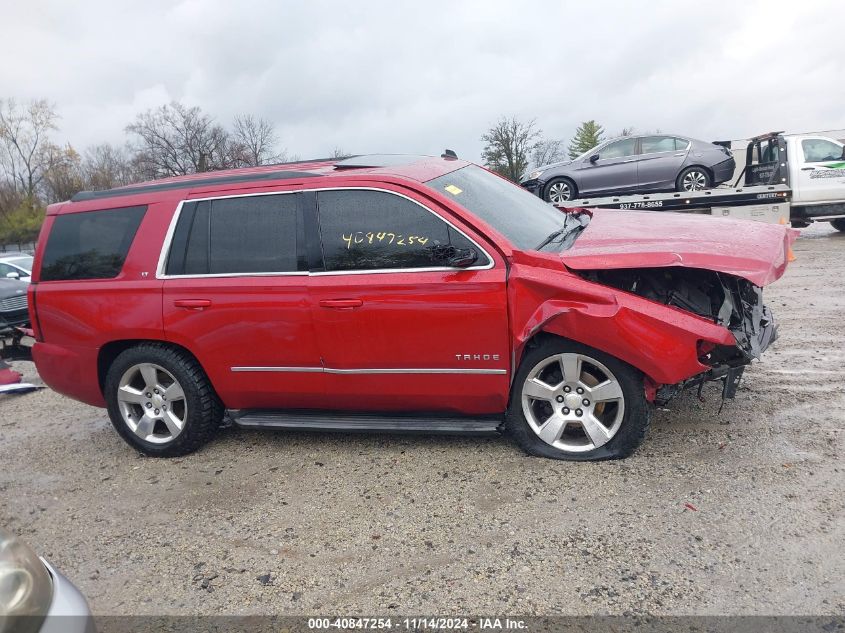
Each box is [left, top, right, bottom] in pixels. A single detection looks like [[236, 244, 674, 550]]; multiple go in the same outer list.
[[521, 134, 735, 203]]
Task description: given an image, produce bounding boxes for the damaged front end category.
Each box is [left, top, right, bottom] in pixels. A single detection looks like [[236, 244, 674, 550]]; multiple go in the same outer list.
[[578, 267, 777, 405]]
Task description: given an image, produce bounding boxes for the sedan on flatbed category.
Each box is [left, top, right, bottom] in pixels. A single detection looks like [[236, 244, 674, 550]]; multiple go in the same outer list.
[[521, 134, 736, 203]]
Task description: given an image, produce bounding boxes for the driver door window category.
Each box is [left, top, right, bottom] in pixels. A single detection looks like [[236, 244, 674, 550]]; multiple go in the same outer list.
[[802, 139, 843, 163], [316, 189, 487, 271], [598, 138, 637, 160]]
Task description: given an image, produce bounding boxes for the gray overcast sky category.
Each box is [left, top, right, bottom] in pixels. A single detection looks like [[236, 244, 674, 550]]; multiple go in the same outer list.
[[2, 0, 844, 161]]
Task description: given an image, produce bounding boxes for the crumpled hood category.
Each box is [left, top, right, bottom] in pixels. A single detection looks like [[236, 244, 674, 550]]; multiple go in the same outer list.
[[560, 209, 798, 287]]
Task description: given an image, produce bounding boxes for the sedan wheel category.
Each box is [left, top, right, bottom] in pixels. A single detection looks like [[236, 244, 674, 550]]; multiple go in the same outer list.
[[116, 362, 188, 444], [521, 352, 624, 453], [545, 179, 575, 203], [680, 169, 709, 191]]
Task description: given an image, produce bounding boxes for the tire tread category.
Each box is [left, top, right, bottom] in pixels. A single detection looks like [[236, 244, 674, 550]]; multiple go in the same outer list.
[[104, 343, 223, 457]]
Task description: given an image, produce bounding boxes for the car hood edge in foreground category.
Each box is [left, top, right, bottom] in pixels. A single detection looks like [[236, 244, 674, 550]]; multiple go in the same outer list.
[[558, 209, 798, 287]]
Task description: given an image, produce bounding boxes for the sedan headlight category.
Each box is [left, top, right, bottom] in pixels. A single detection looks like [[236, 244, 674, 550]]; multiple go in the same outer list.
[[527, 170, 543, 181], [0, 529, 52, 633]]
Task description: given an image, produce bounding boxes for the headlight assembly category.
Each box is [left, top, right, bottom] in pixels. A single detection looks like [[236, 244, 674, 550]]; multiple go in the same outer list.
[[0, 529, 53, 633], [528, 170, 543, 181]]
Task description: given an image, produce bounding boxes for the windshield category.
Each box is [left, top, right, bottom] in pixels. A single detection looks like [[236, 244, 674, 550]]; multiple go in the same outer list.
[[425, 165, 583, 251], [8, 256, 33, 272]]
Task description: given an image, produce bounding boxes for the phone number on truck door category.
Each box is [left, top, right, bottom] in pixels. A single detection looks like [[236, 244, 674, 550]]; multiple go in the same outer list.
[[618, 201, 664, 209]]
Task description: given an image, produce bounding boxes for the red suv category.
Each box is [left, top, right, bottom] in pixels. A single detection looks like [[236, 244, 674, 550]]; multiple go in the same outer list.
[[28, 154, 796, 460]]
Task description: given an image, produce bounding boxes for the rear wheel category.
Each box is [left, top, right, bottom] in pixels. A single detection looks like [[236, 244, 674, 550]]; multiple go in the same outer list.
[[506, 339, 650, 460], [676, 167, 712, 192], [543, 177, 577, 204], [104, 344, 223, 456], [830, 218, 845, 232]]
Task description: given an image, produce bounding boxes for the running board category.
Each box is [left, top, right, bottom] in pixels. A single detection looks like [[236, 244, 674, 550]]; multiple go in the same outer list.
[[231, 410, 503, 435]]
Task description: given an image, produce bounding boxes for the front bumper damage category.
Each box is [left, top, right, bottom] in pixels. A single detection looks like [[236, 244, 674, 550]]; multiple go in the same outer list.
[[577, 266, 777, 406], [657, 303, 777, 405]]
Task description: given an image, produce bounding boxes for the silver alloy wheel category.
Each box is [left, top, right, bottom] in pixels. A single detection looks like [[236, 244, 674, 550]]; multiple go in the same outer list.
[[116, 363, 187, 444], [521, 352, 625, 453], [547, 181, 572, 203], [682, 169, 708, 191]]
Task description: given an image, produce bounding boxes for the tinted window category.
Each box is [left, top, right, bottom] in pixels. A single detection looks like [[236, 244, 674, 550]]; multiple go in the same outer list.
[[426, 165, 575, 251], [802, 139, 843, 163], [317, 190, 483, 271], [41, 206, 146, 281], [600, 138, 637, 159], [170, 194, 298, 275], [674, 137, 690, 150], [641, 136, 676, 153]]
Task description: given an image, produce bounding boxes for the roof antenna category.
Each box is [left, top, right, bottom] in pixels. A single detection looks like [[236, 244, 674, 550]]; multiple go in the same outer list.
[[441, 149, 458, 159]]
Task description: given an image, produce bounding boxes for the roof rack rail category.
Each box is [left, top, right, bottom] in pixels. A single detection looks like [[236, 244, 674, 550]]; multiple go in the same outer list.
[[71, 169, 321, 202]]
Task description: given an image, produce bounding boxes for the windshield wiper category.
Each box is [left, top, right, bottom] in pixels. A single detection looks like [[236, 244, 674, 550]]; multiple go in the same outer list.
[[535, 226, 572, 251], [535, 213, 590, 251]]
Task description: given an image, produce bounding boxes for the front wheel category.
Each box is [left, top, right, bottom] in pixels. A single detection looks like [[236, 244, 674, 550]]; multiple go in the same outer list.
[[676, 167, 712, 192], [543, 178, 577, 204], [506, 339, 651, 460], [830, 218, 845, 232], [104, 343, 223, 456]]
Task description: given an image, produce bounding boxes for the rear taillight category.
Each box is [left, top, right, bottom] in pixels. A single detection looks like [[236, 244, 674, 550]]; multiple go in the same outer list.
[[28, 284, 43, 342]]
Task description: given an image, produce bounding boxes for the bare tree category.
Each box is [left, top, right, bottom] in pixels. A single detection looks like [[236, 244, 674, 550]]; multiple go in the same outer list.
[[126, 102, 230, 179], [531, 139, 566, 169], [0, 182, 23, 220], [229, 114, 284, 167], [481, 116, 541, 182], [331, 147, 351, 159], [83, 143, 138, 190], [0, 98, 60, 201], [42, 144, 85, 203]]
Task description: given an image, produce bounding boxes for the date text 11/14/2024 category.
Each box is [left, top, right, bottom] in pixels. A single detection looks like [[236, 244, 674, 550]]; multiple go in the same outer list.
[[307, 617, 527, 630]]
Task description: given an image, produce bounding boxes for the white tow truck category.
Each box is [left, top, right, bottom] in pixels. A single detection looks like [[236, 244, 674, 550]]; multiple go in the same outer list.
[[557, 132, 845, 230]]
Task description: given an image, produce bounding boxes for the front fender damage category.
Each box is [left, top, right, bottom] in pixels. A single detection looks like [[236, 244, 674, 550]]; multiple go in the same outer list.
[[509, 260, 775, 404]]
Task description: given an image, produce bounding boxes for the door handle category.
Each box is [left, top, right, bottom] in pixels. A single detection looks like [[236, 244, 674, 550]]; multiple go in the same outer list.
[[319, 299, 363, 309], [174, 299, 212, 310], [801, 167, 815, 171], [674, 153, 686, 157]]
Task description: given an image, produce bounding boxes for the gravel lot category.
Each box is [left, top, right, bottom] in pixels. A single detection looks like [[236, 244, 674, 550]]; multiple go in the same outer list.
[[1, 223, 843, 616]]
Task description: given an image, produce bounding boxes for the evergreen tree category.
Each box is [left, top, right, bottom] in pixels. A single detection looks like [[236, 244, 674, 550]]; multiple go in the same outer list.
[[567, 120, 605, 159]]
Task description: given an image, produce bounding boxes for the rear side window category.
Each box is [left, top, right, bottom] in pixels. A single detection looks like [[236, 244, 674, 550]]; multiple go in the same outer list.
[[40, 206, 146, 281], [641, 136, 676, 153], [316, 190, 484, 272], [166, 194, 299, 275]]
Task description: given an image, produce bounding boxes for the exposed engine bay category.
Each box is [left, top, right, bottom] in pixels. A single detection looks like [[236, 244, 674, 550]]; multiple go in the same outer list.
[[577, 266, 777, 404]]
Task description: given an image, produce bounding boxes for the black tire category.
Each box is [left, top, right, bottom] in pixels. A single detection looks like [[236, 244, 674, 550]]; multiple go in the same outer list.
[[104, 343, 223, 456], [675, 166, 712, 192], [830, 218, 845, 232], [791, 220, 810, 229], [543, 177, 578, 204], [506, 338, 651, 461]]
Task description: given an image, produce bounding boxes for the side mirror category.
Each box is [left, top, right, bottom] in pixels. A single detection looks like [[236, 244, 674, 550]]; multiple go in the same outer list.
[[589, 154, 600, 163], [429, 245, 478, 268], [5, 272, 20, 279]]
